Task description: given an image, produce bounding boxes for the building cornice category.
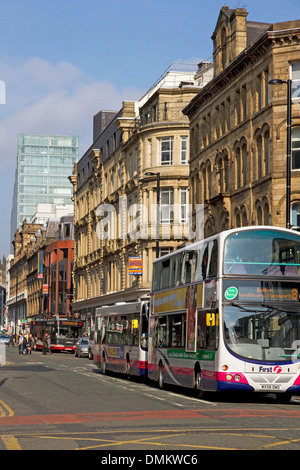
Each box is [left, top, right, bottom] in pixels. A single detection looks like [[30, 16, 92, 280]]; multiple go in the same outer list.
[[183, 28, 300, 118]]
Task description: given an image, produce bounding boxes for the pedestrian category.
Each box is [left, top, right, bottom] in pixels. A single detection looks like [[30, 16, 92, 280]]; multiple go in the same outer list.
[[47, 333, 52, 354], [22, 334, 28, 354], [30, 334, 36, 351], [17, 333, 24, 354], [9, 333, 14, 347], [43, 334, 48, 355], [27, 334, 33, 355]]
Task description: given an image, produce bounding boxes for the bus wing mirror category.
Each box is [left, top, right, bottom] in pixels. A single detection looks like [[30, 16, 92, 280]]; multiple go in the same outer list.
[[142, 302, 149, 320]]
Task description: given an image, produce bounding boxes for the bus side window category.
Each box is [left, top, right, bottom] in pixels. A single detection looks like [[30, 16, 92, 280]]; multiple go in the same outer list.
[[160, 258, 170, 289], [201, 244, 208, 280], [169, 254, 183, 287], [183, 251, 196, 284], [152, 261, 161, 291], [197, 311, 207, 349], [132, 316, 139, 347], [170, 314, 185, 347], [156, 316, 168, 348], [194, 245, 205, 282], [184, 255, 191, 284], [100, 318, 107, 343], [207, 240, 218, 278], [124, 320, 132, 346], [107, 317, 113, 344]]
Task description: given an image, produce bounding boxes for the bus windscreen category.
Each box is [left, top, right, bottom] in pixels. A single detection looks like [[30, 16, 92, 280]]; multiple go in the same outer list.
[[224, 229, 300, 276]]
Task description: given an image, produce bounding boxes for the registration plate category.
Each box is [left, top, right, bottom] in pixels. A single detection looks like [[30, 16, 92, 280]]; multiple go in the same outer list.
[[259, 384, 281, 391]]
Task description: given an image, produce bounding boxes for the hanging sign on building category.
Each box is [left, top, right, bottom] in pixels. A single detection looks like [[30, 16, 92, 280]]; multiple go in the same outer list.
[[129, 257, 143, 275], [37, 251, 43, 278], [42, 284, 48, 295]]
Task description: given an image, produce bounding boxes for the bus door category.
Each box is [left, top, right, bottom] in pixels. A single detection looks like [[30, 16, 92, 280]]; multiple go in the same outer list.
[[141, 302, 149, 350], [197, 309, 219, 355]]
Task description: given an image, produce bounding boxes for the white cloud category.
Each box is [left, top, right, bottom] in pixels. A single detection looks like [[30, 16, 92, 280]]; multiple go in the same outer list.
[[0, 56, 143, 148], [0, 56, 144, 254]]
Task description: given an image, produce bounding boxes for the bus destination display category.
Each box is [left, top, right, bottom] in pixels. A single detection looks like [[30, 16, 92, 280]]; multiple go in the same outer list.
[[224, 280, 299, 302]]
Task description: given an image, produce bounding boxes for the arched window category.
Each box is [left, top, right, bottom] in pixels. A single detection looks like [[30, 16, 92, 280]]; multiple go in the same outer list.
[[202, 161, 211, 201], [256, 134, 262, 179], [292, 202, 300, 228], [262, 126, 270, 176], [234, 208, 241, 228], [216, 152, 229, 193], [292, 128, 300, 170], [241, 140, 247, 186], [241, 205, 248, 226], [254, 125, 270, 179], [257, 205, 263, 225], [235, 145, 241, 189], [262, 198, 270, 225]]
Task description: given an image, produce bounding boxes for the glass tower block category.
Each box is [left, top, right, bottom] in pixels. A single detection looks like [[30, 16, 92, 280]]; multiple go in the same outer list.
[[11, 134, 78, 242]]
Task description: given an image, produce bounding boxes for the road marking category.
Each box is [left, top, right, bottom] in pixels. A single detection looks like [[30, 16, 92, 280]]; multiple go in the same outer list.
[[2, 427, 300, 450], [260, 438, 300, 449], [0, 435, 22, 450], [0, 399, 14, 418], [144, 393, 167, 402], [164, 390, 217, 405]]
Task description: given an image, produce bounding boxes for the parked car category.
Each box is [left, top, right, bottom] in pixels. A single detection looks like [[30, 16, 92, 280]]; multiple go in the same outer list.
[[74, 337, 89, 357], [0, 334, 10, 345]]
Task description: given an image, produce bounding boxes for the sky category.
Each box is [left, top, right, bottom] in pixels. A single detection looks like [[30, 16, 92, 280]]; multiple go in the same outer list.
[[0, 0, 300, 257]]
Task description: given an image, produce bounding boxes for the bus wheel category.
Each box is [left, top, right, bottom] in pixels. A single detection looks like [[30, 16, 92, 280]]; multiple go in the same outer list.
[[276, 392, 292, 403], [158, 363, 164, 389], [195, 369, 205, 399], [101, 354, 106, 375]]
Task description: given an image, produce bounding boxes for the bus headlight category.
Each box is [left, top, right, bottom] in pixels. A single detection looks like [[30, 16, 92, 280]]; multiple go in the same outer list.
[[226, 374, 232, 381], [234, 375, 241, 382], [222, 365, 228, 371]]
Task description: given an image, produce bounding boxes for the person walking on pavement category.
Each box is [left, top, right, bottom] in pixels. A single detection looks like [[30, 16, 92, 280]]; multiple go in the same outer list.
[[18, 333, 24, 354], [9, 333, 14, 347], [27, 334, 33, 354], [22, 334, 28, 354], [47, 333, 52, 354], [43, 333, 48, 355]]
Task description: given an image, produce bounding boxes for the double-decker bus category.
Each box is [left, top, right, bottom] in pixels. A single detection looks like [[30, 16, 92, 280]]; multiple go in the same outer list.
[[30, 319, 83, 353], [94, 301, 149, 378], [148, 226, 300, 402]]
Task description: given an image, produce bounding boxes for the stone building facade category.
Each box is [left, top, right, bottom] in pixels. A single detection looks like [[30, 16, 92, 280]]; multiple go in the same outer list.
[[70, 66, 212, 322], [7, 217, 74, 332], [7, 220, 43, 332], [183, 6, 300, 237]]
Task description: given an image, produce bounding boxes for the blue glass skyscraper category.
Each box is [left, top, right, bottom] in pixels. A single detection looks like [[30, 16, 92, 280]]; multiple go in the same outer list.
[[10, 134, 78, 246]]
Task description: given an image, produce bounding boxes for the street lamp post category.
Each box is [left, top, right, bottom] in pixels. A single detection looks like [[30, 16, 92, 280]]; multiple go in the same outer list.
[[145, 172, 160, 258], [269, 78, 292, 229]]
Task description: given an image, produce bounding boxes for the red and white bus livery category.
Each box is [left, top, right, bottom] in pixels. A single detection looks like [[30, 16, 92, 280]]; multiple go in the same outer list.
[[30, 319, 83, 353]]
